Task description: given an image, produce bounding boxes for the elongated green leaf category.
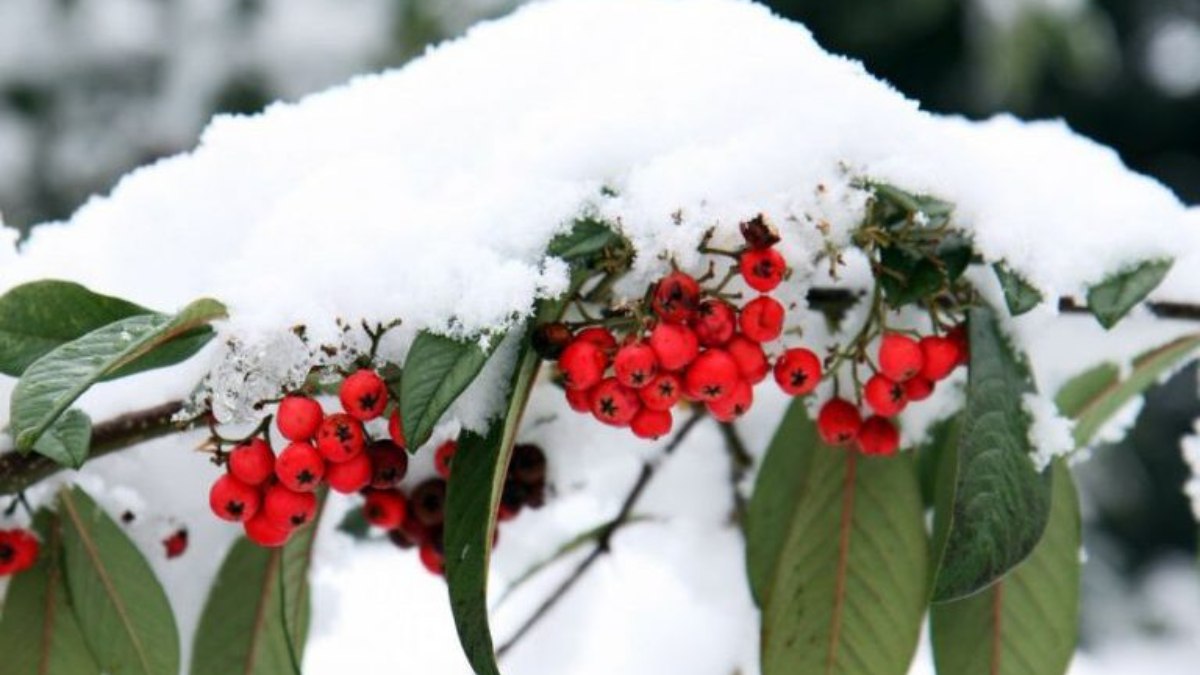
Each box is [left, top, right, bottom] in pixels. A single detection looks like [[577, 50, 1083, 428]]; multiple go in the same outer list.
[[58, 486, 180, 675], [401, 331, 502, 451], [932, 305, 1051, 602], [0, 510, 101, 675], [31, 407, 92, 468], [915, 414, 961, 509], [993, 263, 1043, 316], [931, 460, 1081, 675], [11, 298, 226, 455], [546, 217, 621, 263], [1086, 258, 1173, 329], [755, 399, 929, 675]]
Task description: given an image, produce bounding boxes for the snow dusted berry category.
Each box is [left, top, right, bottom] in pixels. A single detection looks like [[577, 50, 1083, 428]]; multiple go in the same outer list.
[[532, 321, 574, 360], [419, 543, 445, 576], [864, 374, 907, 417], [411, 479, 447, 527], [707, 379, 753, 422], [739, 247, 786, 292], [228, 438, 275, 485], [0, 529, 39, 575], [575, 326, 618, 354], [649, 322, 700, 371], [773, 348, 821, 396], [244, 513, 291, 548], [388, 410, 407, 449], [904, 376, 935, 402], [590, 378, 642, 426], [817, 398, 862, 446], [367, 440, 409, 489], [340, 369, 388, 421], [613, 341, 659, 388], [739, 214, 781, 250], [209, 474, 261, 522], [739, 295, 785, 343], [639, 372, 682, 411], [878, 333, 923, 382], [434, 440, 457, 479], [326, 451, 373, 494], [264, 484, 317, 528], [565, 386, 593, 413], [275, 442, 325, 492], [684, 349, 740, 402], [857, 416, 900, 456], [316, 413, 366, 463], [558, 339, 607, 391], [364, 490, 407, 529], [631, 408, 673, 439], [919, 336, 962, 381], [726, 334, 769, 383], [651, 271, 702, 323], [691, 299, 737, 346], [276, 395, 322, 441]]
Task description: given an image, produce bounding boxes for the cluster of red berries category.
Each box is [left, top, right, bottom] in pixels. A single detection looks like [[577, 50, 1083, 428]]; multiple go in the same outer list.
[[0, 528, 39, 576], [208, 368, 408, 547]]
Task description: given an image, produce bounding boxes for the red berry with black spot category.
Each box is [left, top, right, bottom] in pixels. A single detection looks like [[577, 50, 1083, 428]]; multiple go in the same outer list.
[[316, 413, 366, 463], [228, 438, 275, 486], [340, 369, 388, 421], [707, 379, 754, 422], [367, 440, 409, 489], [864, 374, 907, 417], [162, 529, 188, 560], [631, 408, 673, 439], [434, 440, 457, 479], [739, 295, 785, 343], [276, 395, 322, 441], [904, 376, 935, 402], [326, 451, 372, 494], [419, 543, 445, 576], [878, 333, 924, 382], [857, 415, 900, 456], [388, 410, 407, 449], [558, 340, 607, 391], [614, 341, 659, 388], [589, 377, 642, 427], [244, 513, 291, 548], [919, 336, 962, 381], [684, 349, 740, 402], [652, 271, 701, 323], [209, 474, 261, 522], [691, 299, 737, 347], [739, 247, 786, 292], [0, 529, 40, 575], [364, 490, 407, 529], [575, 326, 618, 355], [726, 334, 769, 383], [817, 398, 862, 446], [649, 322, 700, 371], [264, 484, 317, 529], [566, 386, 593, 413], [411, 479, 448, 527], [275, 442, 325, 492], [773, 348, 821, 396], [639, 372, 682, 411]]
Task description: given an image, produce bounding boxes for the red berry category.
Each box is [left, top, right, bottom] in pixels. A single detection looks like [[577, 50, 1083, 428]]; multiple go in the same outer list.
[[575, 326, 618, 354], [773, 348, 821, 396], [0, 529, 40, 575], [919, 336, 962, 381], [565, 386, 593, 413], [613, 341, 659, 388], [648, 322, 700, 371], [739, 296, 785, 343], [878, 333, 923, 382], [434, 440, 457, 479], [244, 513, 291, 548], [367, 440, 409, 489], [326, 451, 373, 494], [364, 490, 407, 529], [410, 479, 447, 527], [684, 349, 740, 402], [264, 484, 318, 528], [532, 322, 574, 360], [864, 374, 907, 417], [388, 410, 407, 449], [275, 442, 325, 492], [857, 416, 900, 456], [418, 543, 445, 576], [904, 376, 935, 402], [339, 369, 388, 421], [209, 474, 261, 522], [707, 379, 753, 422], [558, 340, 607, 391], [589, 377, 642, 426], [651, 272, 701, 323], [947, 324, 969, 365], [691, 299, 737, 347], [228, 438, 275, 486], [631, 408, 673, 439], [639, 372, 682, 411], [726, 334, 769, 383], [497, 502, 518, 522], [162, 529, 188, 560], [739, 247, 786, 292], [316, 413, 366, 463], [276, 395, 322, 441], [817, 398, 862, 446]]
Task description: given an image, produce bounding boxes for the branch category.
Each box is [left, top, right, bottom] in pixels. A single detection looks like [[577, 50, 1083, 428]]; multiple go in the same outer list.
[[716, 421, 752, 528]]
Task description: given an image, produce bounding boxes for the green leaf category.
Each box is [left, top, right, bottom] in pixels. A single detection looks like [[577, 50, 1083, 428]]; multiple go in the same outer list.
[[58, 486, 180, 675], [869, 183, 955, 229], [931, 305, 1051, 602], [0, 510, 101, 675], [1086, 258, 1173, 329], [753, 399, 929, 675], [401, 331, 503, 451], [31, 407, 93, 468], [546, 217, 622, 264], [337, 505, 370, 539], [191, 493, 325, 675], [878, 234, 971, 308], [914, 414, 961, 510], [11, 297, 226, 456], [993, 263, 1043, 316], [931, 460, 1081, 675]]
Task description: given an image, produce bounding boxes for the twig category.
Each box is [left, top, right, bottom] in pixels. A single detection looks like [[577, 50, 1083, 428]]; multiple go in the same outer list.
[[716, 421, 752, 529]]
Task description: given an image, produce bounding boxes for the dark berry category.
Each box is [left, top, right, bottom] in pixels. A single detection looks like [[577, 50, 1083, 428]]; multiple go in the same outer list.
[[510, 444, 546, 484], [739, 214, 781, 250], [367, 441, 409, 489], [411, 479, 447, 527], [532, 322, 573, 360]]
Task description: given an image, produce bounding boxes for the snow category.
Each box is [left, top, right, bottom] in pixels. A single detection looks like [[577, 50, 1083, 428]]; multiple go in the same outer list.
[[1024, 392, 1077, 470]]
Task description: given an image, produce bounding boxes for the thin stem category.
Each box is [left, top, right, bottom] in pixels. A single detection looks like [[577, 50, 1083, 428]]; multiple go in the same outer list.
[[716, 421, 752, 528]]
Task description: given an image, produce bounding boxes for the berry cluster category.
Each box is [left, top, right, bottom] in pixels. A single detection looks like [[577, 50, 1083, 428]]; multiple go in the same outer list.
[[0, 528, 39, 576]]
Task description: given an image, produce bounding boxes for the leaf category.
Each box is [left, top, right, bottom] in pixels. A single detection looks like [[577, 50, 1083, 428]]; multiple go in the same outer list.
[[878, 234, 971, 308], [1086, 258, 1173, 329], [11, 297, 226, 456], [931, 460, 1081, 675], [546, 217, 621, 264], [191, 492, 326, 675], [337, 505, 370, 539], [869, 182, 955, 229], [993, 263, 1043, 316], [754, 399, 929, 675], [31, 407, 93, 468], [58, 486, 180, 675], [401, 331, 503, 451], [931, 305, 1051, 602], [914, 414, 961, 510], [0, 509, 101, 675]]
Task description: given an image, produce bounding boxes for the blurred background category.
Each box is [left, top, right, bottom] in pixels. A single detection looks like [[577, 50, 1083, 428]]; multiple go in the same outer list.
[[1, 0, 1197, 663]]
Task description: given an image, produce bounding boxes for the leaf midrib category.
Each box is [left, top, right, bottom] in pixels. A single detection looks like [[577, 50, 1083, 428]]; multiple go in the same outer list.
[[244, 549, 280, 675], [825, 451, 858, 675], [40, 518, 62, 675]]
